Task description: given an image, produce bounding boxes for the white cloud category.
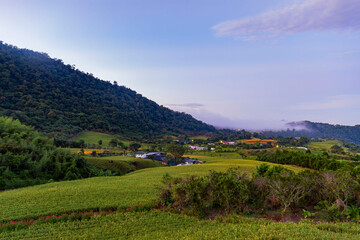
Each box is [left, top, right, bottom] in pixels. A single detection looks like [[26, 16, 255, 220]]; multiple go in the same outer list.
[[167, 103, 204, 108], [212, 0, 360, 40]]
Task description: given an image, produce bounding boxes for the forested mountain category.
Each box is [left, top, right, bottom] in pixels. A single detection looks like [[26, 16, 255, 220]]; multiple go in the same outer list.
[[262, 121, 360, 144], [0, 42, 215, 140]]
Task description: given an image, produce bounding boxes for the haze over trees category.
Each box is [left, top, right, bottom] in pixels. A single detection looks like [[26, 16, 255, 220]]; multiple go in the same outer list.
[[263, 121, 360, 145]]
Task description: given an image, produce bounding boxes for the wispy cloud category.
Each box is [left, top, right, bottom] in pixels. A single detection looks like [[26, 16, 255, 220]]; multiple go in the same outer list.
[[166, 103, 204, 108], [331, 51, 357, 57], [212, 0, 360, 40], [292, 94, 360, 110], [166, 103, 291, 130]]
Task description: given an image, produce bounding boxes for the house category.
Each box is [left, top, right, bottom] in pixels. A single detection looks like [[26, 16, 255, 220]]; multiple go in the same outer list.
[[153, 155, 166, 162], [135, 152, 165, 159], [189, 145, 206, 151], [221, 141, 237, 145], [184, 158, 197, 165], [135, 152, 146, 158]]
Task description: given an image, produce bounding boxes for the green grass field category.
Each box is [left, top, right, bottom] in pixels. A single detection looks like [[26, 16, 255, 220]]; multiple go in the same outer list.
[[1, 155, 358, 239], [0, 157, 302, 221], [71, 131, 132, 147], [190, 135, 209, 141], [2, 210, 360, 239], [86, 155, 163, 172], [308, 140, 346, 152]]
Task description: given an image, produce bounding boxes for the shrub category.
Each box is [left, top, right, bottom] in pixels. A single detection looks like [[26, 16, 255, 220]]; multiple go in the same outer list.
[[157, 164, 360, 220]]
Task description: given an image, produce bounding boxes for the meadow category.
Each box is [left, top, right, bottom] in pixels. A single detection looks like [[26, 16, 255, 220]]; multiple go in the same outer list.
[[86, 155, 163, 172], [71, 131, 132, 147], [308, 140, 347, 152], [0, 156, 302, 221], [1, 154, 359, 239], [2, 210, 360, 239]]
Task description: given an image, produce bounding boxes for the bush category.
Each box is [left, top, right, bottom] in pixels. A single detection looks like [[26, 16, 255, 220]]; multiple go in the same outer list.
[[157, 164, 360, 220]]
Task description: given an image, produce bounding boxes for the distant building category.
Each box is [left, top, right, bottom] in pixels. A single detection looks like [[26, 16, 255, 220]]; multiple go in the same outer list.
[[135, 152, 165, 159], [184, 158, 197, 164], [134, 152, 146, 158], [295, 147, 308, 150], [153, 155, 166, 162], [189, 145, 206, 150], [221, 141, 236, 145]]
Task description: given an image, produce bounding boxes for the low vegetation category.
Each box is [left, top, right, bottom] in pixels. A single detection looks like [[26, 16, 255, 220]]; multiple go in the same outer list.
[[256, 149, 358, 171], [158, 164, 360, 221], [2, 210, 360, 239], [86, 156, 163, 175]]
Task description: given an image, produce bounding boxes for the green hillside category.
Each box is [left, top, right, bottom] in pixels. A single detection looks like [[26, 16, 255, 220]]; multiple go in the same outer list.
[[0, 42, 215, 140], [308, 140, 347, 152], [2, 211, 359, 239], [71, 131, 131, 146], [0, 156, 303, 221], [1, 157, 359, 239], [86, 156, 163, 173], [263, 121, 360, 145]]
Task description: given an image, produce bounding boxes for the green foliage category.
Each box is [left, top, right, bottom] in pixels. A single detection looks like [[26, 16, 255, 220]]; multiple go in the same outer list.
[[344, 205, 360, 221], [158, 169, 250, 217], [0, 156, 302, 222], [2, 210, 360, 239], [158, 164, 360, 217], [257, 150, 350, 171], [86, 156, 163, 175], [278, 136, 310, 147], [0, 117, 93, 190], [167, 143, 186, 161], [0, 42, 215, 140], [331, 144, 346, 154], [129, 143, 141, 151], [302, 209, 315, 219]]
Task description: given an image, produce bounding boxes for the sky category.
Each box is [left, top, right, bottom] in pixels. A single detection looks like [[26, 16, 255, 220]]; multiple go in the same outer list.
[[1, 0, 359, 130]]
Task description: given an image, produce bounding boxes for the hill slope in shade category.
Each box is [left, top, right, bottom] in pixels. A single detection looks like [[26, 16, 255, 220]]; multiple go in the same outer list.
[[262, 121, 360, 144], [0, 41, 215, 140]]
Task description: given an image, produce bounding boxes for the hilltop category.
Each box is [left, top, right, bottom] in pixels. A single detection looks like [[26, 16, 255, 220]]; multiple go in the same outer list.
[[262, 121, 360, 145], [0, 41, 215, 140]]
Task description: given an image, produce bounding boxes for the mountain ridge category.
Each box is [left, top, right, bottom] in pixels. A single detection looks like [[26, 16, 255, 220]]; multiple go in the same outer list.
[[262, 120, 360, 144], [0, 41, 215, 140]]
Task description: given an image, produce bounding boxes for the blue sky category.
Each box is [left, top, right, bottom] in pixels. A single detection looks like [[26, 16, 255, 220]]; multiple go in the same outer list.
[[1, 0, 359, 129]]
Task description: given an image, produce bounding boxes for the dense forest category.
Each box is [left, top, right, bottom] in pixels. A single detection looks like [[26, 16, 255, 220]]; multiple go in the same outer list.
[[263, 121, 360, 145], [0, 42, 215, 140]]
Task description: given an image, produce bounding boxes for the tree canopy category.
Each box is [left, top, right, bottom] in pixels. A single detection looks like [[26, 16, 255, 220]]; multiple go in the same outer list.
[[0, 41, 215, 140], [0, 116, 93, 190]]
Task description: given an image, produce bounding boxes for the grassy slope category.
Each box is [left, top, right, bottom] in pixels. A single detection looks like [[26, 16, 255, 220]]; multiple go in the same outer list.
[[72, 131, 131, 147], [2, 155, 358, 239], [308, 140, 347, 152], [2, 211, 360, 240], [86, 156, 163, 171], [0, 157, 302, 221]]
